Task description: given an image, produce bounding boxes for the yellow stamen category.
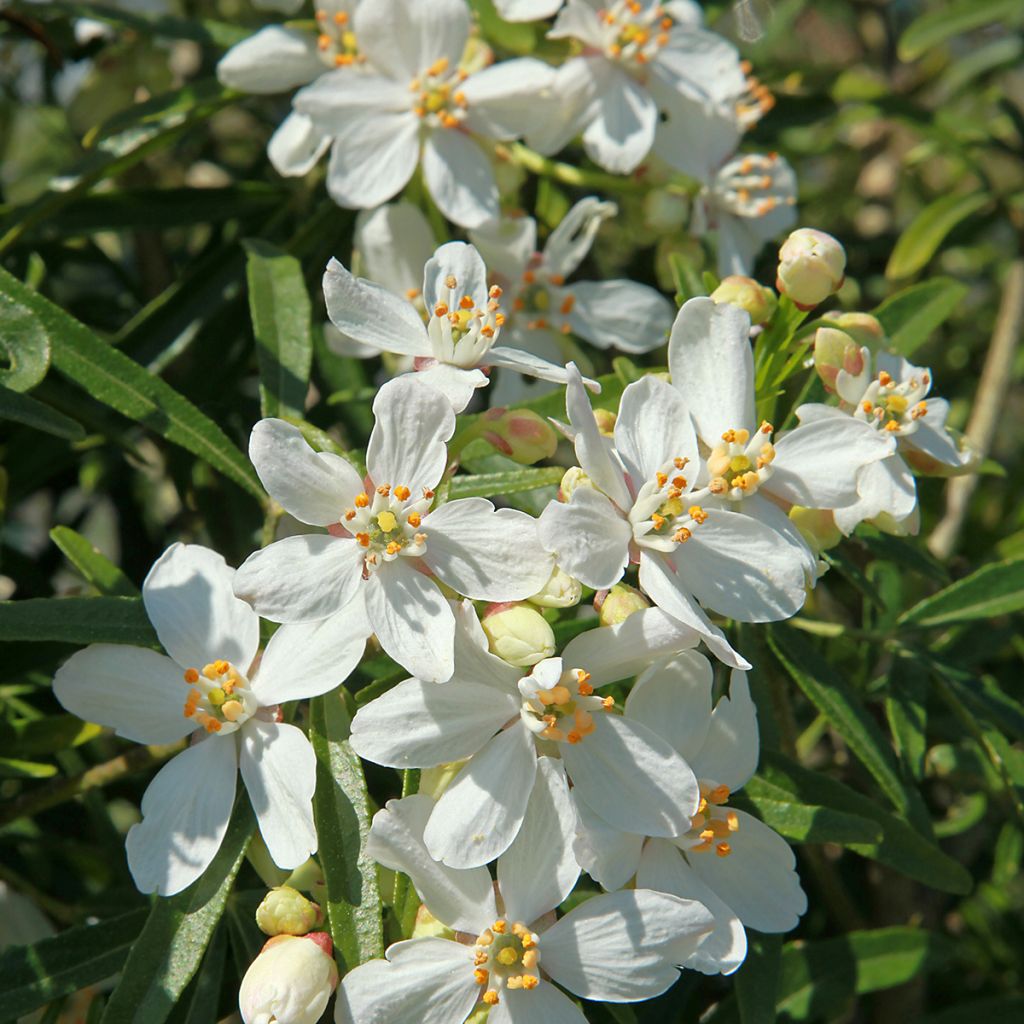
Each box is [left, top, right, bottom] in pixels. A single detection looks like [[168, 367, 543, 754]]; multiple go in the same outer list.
[[355, 492, 370, 508], [221, 700, 244, 722]]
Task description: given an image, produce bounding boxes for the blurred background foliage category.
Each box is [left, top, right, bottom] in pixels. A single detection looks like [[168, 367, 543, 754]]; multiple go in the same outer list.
[[0, 1, 1022, 1022]]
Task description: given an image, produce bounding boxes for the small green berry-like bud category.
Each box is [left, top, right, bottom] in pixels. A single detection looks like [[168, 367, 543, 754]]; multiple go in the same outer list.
[[789, 506, 843, 555], [481, 602, 556, 667], [596, 584, 651, 626], [592, 408, 617, 436], [710, 275, 777, 325], [480, 408, 558, 465], [822, 311, 884, 349], [559, 466, 594, 500], [812, 327, 865, 390], [776, 228, 846, 309], [255, 886, 323, 937]]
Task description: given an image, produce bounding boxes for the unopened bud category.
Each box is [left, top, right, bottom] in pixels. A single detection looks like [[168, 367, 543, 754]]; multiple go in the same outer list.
[[481, 602, 556, 667], [420, 760, 466, 800], [710, 276, 777, 325], [559, 466, 594, 500], [592, 408, 616, 436], [480, 408, 558, 465], [776, 228, 846, 309], [822, 311, 884, 349], [528, 566, 583, 609], [643, 188, 689, 234], [813, 327, 865, 390], [788, 506, 842, 555], [411, 903, 455, 940], [596, 584, 650, 626], [239, 933, 338, 1024], [256, 886, 323, 937]]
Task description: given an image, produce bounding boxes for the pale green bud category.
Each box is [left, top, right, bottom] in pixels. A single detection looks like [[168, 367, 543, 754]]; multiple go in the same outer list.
[[788, 506, 842, 555], [528, 566, 583, 609], [560, 466, 594, 500], [592, 408, 617, 436], [481, 602, 556, 667], [710, 275, 777, 325], [597, 584, 650, 626], [479, 407, 558, 465], [812, 326, 865, 390], [822, 311, 885, 349], [255, 886, 323, 937], [411, 904, 456, 940], [776, 228, 846, 309], [420, 760, 467, 800]]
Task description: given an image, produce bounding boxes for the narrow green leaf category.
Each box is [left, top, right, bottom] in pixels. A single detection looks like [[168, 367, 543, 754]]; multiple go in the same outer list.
[[0, 385, 84, 440], [35, 2, 249, 47], [3, 716, 104, 757], [0, 292, 50, 391], [0, 756, 59, 779], [898, 0, 1024, 61], [309, 689, 384, 972], [768, 627, 912, 818], [0, 266, 262, 500], [735, 934, 782, 1024], [873, 278, 969, 357], [885, 193, 988, 280], [101, 802, 253, 1024], [165, 927, 227, 1024], [0, 908, 147, 1021], [244, 240, 313, 420], [885, 659, 929, 780], [448, 467, 564, 500], [898, 558, 1024, 627], [51, 527, 138, 597], [0, 597, 157, 646]]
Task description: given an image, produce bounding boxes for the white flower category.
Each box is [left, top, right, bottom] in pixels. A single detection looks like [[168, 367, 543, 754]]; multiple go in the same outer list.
[[818, 350, 973, 535], [350, 601, 710, 868], [667, 296, 895, 564], [334, 790, 714, 1023], [292, 0, 555, 226], [469, 196, 675, 402], [575, 652, 807, 975], [52, 544, 367, 896], [240, 933, 339, 1024], [233, 378, 553, 683], [323, 240, 586, 411], [530, 0, 745, 174], [538, 363, 811, 643], [493, 0, 566, 21]]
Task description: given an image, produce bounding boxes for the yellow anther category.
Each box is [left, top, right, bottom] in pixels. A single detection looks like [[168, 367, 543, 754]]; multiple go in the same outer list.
[[474, 950, 488, 965], [672, 475, 687, 489], [334, 9, 348, 24], [489, 284, 503, 298], [385, 541, 402, 556], [656, 472, 668, 487], [674, 456, 688, 469], [394, 485, 411, 501], [861, 400, 873, 413], [214, 660, 229, 676], [334, 53, 353, 66], [317, 33, 331, 50], [377, 510, 398, 532], [716, 842, 732, 857], [522, 974, 540, 989], [700, 828, 715, 841], [355, 492, 370, 508], [651, 513, 665, 529], [912, 400, 928, 418], [707, 784, 731, 804], [208, 687, 226, 707], [602, 696, 615, 710], [183, 668, 199, 684], [541, 726, 566, 742], [495, 313, 507, 326], [735, 428, 750, 445], [377, 484, 391, 496], [522, 949, 538, 969], [405, 288, 419, 300], [440, 112, 459, 128], [721, 429, 736, 443], [428, 57, 450, 76], [459, 295, 475, 309], [885, 420, 900, 432], [674, 527, 692, 543], [434, 302, 448, 317], [577, 672, 593, 696], [727, 811, 740, 832], [344, 509, 356, 521], [879, 371, 892, 386], [222, 700, 244, 722], [474, 968, 489, 985], [760, 421, 774, 434], [477, 929, 494, 946], [445, 274, 458, 289], [201, 663, 218, 680], [407, 511, 421, 527], [204, 717, 222, 733], [492, 920, 507, 934], [483, 990, 499, 1006], [689, 505, 708, 524], [707, 452, 731, 477], [356, 533, 370, 547], [567, 730, 582, 744], [538, 685, 571, 706]]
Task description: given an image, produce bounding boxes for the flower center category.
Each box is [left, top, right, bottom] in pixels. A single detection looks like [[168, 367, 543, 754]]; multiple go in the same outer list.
[[410, 57, 469, 129], [600, 1, 674, 66], [734, 60, 776, 128], [511, 262, 575, 335], [428, 276, 506, 367], [682, 782, 738, 859], [856, 370, 930, 435], [629, 456, 714, 550], [473, 919, 541, 1006], [315, 8, 361, 67], [519, 668, 613, 745], [713, 153, 795, 220], [342, 483, 432, 571], [182, 660, 256, 734], [704, 423, 776, 500]]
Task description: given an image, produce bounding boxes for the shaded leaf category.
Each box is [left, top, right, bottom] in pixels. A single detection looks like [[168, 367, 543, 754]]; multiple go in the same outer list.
[[0, 385, 84, 440], [735, 934, 782, 1024], [873, 278, 969, 357], [898, 558, 1024, 627], [898, 0, 1024, 61], [51, 527, 137, 597], [0, 293, 50, 392], [0, 597, 157, 646], [886, 194, 988, 280]]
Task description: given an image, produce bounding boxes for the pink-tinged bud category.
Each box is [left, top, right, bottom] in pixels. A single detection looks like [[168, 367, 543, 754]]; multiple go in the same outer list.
[[823, 311, 885, 349], [596, 584, 650, 626], [255, 886, 323, 937], [776, 228, 846, 309], [239, 933, 338, 1024], [481, 407, 558, 465], [710, 276, 777, 325], [813, 327, 863, 390], [788, 506, 842, 555], [528, 566, 583, 609], [592, 408, 617, 436], [481, 602, 556, 667]]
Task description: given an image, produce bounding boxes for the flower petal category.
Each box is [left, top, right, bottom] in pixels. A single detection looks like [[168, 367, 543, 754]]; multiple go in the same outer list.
[[544, 197, 616, 279], [365, 560, 456, 683], [249, 418, 363, 526], [125, 736, 237, 896], [368, 794, 496, 934], [493, 0, 565, 21], [692, 670, 759, 792], [423, 241, 488, 310], [540, 889, 714, 1001], [323, 257, 431, 358], [267, 111, 330, 177], [356, 0, 470, 82], [461, 58, 557, 140], [834, 455, 917, 535], [571, 793, 644, 891], [422, 130, 499, 229], [490, 984, 588, 1024], [468, 215, 536, 282], [234, 535, 364, 624], [652, 95, 739, 182], [366, 376, 455, 495], [53, 645, 196, 745], [239, 720, 317, 870], [350, 676, 518, 768], [355, 202, 437, 297], [143, 543, 259, 672], [422, 498, 553, 601], [668, 297, 755, 442], [562, 713, 699, 838], [216, 26, 323, 94], [424, 724, 537, 868], [485, 346, 587, 389], [413, 363, 489, 413], [582, 67, 657, 174], [499, 757, 580, 927], [525, 56, 603, 156], [334, 938, 479, 1024], [567, 279, 674, 354]]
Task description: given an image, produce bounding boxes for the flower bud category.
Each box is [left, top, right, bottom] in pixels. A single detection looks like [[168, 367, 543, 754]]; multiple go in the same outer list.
[[788, 506, 842, 555], [776, 228, 846, 309], [480, 408, 558, 465], [592, 408, 616, 436], [710, 276, 777, 325], [559, 466, 594, 500], [255, 886, 323, 938], [812, 327, 865, 390], [528, 566, 583, 609], [822, 311, 884, 349], [643, 188, 689, 234], [419, 760, 466, 800], [411, 904, 455, 940], [481, 602, 556, 667], [596, 584, 650, 626], [239, 933, 338, 1024]]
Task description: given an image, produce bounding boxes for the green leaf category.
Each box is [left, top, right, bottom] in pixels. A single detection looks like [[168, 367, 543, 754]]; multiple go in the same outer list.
[[919, 998, 1024, 1024], [101, 802, 253, 1024], [0, 385, 84, 440], [898, 558, 1024, 627], [244, 240, 314, 421], [885, 193, 988, 280], [768, 627, 914, 818], [2, 716, 104, 757], [898, 0, 1024, 61], [0, 266, 263, 500], [165, 927, 227, 1024], [36, 2, 248, 47], [0, 908, 148, 1022], [759, 752, 973, 894], [51, 527, 138, 597], [736, 777, 883, 846], [309, 689, 384, 972], [873, 278, 969, 356], [0, 597, 157, 646], [0, 292, 50, 391], [0, 756, 58, 779], [735, 934, 782, 1024], [448, 467, 564, 500]]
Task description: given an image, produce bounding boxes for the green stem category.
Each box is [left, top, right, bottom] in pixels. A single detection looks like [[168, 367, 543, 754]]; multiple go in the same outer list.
[[500, 142, 653, 195]]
